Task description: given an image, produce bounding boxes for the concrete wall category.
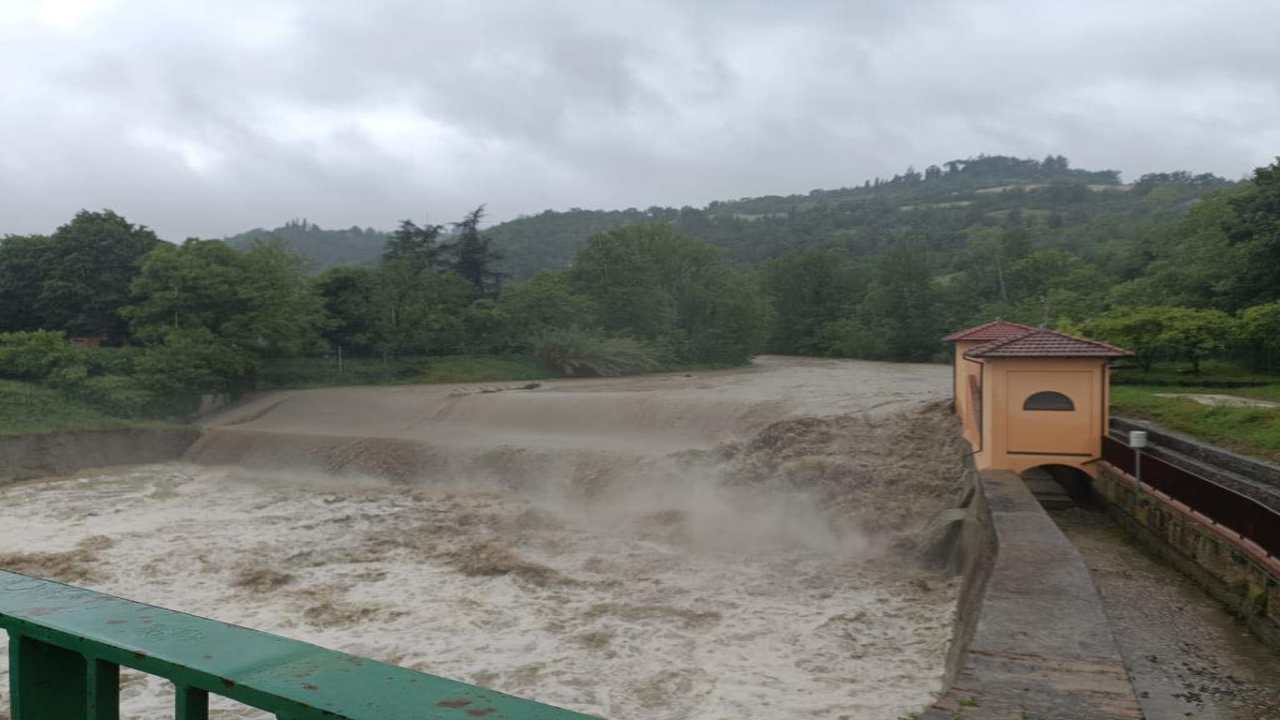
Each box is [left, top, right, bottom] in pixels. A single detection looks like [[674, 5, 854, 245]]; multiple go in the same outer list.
[[0, 428, 200, 486], [923, 468, 1141, 719], [1094, 461, 1280, 649]]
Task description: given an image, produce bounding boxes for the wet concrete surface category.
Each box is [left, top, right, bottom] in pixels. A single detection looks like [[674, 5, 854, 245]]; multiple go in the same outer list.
[[1052, 506, 1280, 720]]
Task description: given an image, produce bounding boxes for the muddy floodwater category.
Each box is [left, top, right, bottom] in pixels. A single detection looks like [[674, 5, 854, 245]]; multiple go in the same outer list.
[[0, 357, 965, 719]]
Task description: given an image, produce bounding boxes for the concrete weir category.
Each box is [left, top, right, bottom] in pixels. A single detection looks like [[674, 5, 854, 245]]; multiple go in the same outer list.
[[0, 428, 199, 486], [0, 357, 1163, 718], [3, 358, 978, 719], [923, 468, 1142, 720], [0, 366, 1164, 717]]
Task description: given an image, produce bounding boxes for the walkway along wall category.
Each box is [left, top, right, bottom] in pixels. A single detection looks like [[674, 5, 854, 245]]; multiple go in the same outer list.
[[1093, 460, 1280, 650], [922, 463, 1141, 720]]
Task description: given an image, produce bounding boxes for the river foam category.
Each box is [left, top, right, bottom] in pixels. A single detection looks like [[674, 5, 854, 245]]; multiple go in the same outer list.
[[0, 357, 964, 719]]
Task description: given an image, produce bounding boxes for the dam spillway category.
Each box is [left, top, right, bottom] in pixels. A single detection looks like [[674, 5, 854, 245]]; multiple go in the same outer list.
[[0, 356, 967, 719]]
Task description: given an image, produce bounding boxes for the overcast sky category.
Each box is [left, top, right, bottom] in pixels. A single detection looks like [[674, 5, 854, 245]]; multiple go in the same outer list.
[[2, 0, 1278, 241]]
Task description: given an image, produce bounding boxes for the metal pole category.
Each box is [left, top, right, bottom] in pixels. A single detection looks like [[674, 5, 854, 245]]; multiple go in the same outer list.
[[1129, 430, 1148, 493]]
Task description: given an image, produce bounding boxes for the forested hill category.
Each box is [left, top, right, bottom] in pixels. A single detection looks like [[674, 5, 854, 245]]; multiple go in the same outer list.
[[220, 154, 1233, 278], [487, 155, 1231, 277], [225, 220, 385, 271]]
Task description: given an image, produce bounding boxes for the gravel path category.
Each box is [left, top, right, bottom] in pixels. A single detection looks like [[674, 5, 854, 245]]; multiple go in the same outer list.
[[1052, 507, 1280, 720]]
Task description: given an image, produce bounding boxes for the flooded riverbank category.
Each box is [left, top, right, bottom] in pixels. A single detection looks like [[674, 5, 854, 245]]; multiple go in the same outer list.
[[0, 357, 965, 719]]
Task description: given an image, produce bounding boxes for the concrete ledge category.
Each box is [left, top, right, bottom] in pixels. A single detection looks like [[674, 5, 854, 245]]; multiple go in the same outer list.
[[1095, 461, 1280, 650], [923, 470, 1141, 720], [0, 428, 200, 485]]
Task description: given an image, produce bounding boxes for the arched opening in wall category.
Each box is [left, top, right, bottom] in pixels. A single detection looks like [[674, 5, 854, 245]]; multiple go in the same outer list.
[[1020, 464, 1094, 510], [1023, 391, 1075, 411]]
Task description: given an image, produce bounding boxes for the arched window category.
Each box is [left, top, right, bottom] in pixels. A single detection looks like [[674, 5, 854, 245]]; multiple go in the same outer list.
[[1023, 391, 1074, 411]]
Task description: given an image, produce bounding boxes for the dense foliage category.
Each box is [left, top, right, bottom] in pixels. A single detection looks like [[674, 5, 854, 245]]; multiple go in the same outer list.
[[2, 153, 1278, 423]]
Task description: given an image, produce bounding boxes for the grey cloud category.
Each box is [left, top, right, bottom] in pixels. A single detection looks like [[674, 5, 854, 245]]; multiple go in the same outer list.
[[1, 0, 1277, 241]]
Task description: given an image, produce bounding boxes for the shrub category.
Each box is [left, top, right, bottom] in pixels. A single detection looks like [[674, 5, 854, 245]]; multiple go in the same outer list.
[[0, 330, 86, 382], [135, 327, 256, 397], [82, 346, 141, 376], [1237, 302, 1280, 372], [533, 329, 664, 377], [73, 374, 165, 418]]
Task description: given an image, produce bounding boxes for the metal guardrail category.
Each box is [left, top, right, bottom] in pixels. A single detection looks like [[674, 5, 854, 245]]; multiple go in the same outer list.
[[0, 570, 595, 720], [1102, 435, 1280, 559], [1112, 416, 1280, 496]]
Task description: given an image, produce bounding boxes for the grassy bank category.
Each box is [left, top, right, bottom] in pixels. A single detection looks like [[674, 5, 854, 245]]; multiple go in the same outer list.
[[1110, 384, 1280, 462], [0, 380, 157, 435]]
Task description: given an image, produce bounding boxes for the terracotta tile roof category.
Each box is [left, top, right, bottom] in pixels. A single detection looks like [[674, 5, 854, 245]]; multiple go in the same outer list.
[[964, 328, 1133, 359], [942, 320, 1037, 343]]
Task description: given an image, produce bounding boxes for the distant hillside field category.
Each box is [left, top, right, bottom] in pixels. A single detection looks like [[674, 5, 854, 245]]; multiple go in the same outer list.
[[225, 155, 1232, 277]]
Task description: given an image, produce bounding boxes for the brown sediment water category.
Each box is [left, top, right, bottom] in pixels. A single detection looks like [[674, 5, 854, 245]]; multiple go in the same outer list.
[[0, 356, 966, 719]]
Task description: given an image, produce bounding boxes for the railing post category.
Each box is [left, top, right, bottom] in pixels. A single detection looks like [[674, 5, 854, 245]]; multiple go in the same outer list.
[[175, 683, 210, 720], [175, 681, 209, 717], [9, 633, 88, 720], [86, 657, 121, 720]]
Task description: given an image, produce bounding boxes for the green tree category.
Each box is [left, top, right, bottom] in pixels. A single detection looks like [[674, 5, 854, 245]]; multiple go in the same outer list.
[[134, 326, 256, 397], [124, 238, 325, 357], [1159, 306, 1236, 374], [122, 239, 248, 343], [371, 261, 473, 357], [762, 248, 865, 355], [857, 242, 940, 362], [1224, 158, 1280, 306], [0, 234, 53, 332], [569, 224, 685, 341], [231, 240, 328, 356], [36, 210, 161, 340], [1081, 307, 1175, 372], [496, 272, 598, 341], [1107, 188, 1248, 310], [383, 218, 443, 272], [441, 206, 504, 296], [1082, 306, 1233, 373], [314, 266, 380, 354], [0, 330, 86, 383], [569, 224, 768, 364], [1237, 302, 1280, 372]]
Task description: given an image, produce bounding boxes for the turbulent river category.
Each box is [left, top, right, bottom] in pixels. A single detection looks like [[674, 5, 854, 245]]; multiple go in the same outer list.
[[0, 356, 966, 719]]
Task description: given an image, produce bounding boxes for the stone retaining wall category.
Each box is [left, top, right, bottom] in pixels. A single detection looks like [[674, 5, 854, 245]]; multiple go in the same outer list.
[[0, 428, 200, 486], [1094, 461, 1280, 650]]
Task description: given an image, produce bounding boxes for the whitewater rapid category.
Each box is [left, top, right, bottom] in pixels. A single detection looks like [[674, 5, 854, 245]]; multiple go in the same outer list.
[[0, 356, 963, 719]]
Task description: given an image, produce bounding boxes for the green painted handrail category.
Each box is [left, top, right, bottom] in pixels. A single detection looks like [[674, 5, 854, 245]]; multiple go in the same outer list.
[[0, 570, 596, 719]]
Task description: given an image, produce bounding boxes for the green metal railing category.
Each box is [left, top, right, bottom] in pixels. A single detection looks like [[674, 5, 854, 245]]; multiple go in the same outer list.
[[0, 570, 595, 719]]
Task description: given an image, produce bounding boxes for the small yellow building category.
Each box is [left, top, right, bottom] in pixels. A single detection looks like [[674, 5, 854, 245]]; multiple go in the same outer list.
[[944, 321, 1132, 477]]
